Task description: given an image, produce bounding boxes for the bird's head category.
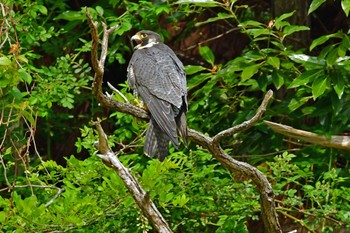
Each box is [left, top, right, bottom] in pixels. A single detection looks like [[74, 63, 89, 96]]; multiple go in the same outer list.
[[131, 30, 162, 50]]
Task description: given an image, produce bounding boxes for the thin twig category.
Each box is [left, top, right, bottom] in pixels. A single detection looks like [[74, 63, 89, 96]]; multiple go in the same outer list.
[[107, 81, 129, 103], [184, 27, 240, 51], [0, 185, 64, 207]]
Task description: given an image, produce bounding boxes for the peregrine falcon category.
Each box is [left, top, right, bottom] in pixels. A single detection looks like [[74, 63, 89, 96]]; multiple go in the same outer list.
[[127, 30, 188, 161]]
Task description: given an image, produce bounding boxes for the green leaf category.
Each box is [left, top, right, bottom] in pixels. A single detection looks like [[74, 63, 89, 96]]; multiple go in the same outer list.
[[172, 194, 190, 207], [288, 54, 325, 68], [308, 0, 327, 15], [18, 69, 32, 84], [333, 74, 345, 99], [274, 11, 294, 29], [272, 70, 284, 89], [310, 32, 343, 51], [288, 96, 312, 112], [342, 0, 350, 16], [283, 25, 310, 36], [176, 0, 220, 7], [188, 73, 212, 90], [248, 28, 271, 38], [276, 11, 295, 22], [196, 12, 234, 26], [239, 20, 264, 27], [185, 65, 207, 75], [267, 56, 280, 69], [0, 56, 11, 66], [37, 5, 48, 15], [54, 10, 85, 21], [199, 46, 215, 66], [95, 6, 104, 16], [10, 86, 22, 100], [241, 64, 260, 81], [289, 70, 323, 88], [22, 110, 35, 126], [312, 75, 329, 99]]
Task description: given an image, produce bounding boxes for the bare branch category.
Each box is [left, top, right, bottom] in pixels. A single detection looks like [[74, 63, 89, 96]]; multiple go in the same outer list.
[[86, 8, 281, 233], [265, 120, 350, 150], [85, 7, 148, 119], [94, 121, 173, 233], [189, 91, 281, 233], [107, 82, 130, 103], [213, 89, 273, 144], [0, 184, 64, 207]]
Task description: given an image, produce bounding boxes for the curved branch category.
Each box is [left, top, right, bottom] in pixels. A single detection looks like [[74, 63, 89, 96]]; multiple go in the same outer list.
[[189, 92, 281, 233], [213, 90, 273, 144], [86, 8, 281, 233], [85, 8, 149, 120], [86, 9, 171, 232], [94, 121, 173, 233]]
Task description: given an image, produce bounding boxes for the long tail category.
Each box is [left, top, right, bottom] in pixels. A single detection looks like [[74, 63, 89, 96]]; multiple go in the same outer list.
[[175, 105, 188, 147], [144, 118, 170, 162]]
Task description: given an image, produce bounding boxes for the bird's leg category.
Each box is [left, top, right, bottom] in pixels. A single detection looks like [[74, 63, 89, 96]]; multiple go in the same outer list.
[[133, 98, 149, 111], [132, 90, 148, 111]]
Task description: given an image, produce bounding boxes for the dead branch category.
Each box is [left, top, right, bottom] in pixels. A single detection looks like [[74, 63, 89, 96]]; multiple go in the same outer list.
[[86, 8, 172, 233], [188, 91, 281, 233], [86, 7, 281, 233], [264, 120, 350, 150], [94, 121, 173, 233]]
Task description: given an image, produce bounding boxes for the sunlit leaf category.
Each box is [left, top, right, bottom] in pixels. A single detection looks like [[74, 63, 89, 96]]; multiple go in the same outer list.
[[267, 56, 280, 69], [199, 46, 215, 66], [288, 96, 312, 112], [310, 32, 343, 51], [187, 73, 212, 90], [54, 10, 86, 21], [18, 69, 32, 84], [176, 0, 220, 7], [0, 56, 11, 66], [333, 74, 345, 99], [308, 0, 327, 15], [289, 70, 323, 88], [239, 20, 264, 27], [95, 6, 104, 16], [272, 70, 284, 89], [196, 12, 234, 26], [274, 11, 294, 29], [37, 5, 48, 15], [241, 63, 260, 81], [185, 65, 207, 75], [312, 75, 329, 99], [283, 25, 309, 36], [341, 0, 350, 16]]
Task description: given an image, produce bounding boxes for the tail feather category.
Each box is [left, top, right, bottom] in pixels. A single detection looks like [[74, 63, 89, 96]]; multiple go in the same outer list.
[[176, 110, 188, 147], [144, 119, 157, 158], [144, 99, 187, 161], [144, 118, 170, 161]]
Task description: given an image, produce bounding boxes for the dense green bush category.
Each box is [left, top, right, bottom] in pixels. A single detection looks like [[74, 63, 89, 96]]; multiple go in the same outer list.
[[1, 0, 350, 232]]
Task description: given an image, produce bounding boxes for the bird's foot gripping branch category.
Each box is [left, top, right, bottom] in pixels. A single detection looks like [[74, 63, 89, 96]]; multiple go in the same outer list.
[[86, 8, 282, 233]]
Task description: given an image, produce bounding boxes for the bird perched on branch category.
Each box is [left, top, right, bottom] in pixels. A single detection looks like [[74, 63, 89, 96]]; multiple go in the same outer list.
[[127, 30, 188, 161]]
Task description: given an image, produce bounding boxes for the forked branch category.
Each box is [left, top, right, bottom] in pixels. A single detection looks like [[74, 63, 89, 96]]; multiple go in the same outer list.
[[86, 8, 281, 233]]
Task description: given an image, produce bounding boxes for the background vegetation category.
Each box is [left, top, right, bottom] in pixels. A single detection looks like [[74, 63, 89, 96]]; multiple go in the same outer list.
[[1, 0, 350, 232]]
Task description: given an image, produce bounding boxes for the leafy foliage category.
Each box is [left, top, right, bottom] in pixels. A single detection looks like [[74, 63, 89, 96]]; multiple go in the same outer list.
[[1, 0, 350, 232]]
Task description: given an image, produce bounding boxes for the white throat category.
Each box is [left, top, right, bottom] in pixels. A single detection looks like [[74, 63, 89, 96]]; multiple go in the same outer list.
[[137, 41, 159, 49]]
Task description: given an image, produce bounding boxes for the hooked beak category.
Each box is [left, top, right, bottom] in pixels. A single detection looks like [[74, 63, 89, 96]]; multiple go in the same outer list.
[[131, 34, 142, 50]]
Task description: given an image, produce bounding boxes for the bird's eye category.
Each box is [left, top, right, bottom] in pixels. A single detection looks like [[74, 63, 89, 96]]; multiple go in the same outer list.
[[140, 33, 147, 38]]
